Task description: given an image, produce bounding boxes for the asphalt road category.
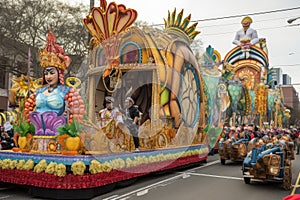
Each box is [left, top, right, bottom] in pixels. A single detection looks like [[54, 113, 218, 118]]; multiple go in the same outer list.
[[0, 153, 299, 200], [95, 153, 300, 200]]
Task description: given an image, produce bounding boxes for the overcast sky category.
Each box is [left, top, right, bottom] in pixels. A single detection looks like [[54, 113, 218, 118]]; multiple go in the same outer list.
[[71, 0, 300, 92]]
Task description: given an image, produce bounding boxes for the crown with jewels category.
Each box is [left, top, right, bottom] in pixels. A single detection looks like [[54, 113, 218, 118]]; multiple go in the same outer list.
[[164, 8, 200, 44], [39, 30, 71, 70]]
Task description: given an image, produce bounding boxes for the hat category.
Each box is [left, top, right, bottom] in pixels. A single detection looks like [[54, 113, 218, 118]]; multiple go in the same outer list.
[[125, 97, 134, 104], [105, 96, 114, 104], [241, 16, 252, 24]]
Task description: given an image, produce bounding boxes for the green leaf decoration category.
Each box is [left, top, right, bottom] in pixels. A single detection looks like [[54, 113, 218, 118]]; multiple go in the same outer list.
[[13, 121, 35, 137], [57, 119, 82, 137]]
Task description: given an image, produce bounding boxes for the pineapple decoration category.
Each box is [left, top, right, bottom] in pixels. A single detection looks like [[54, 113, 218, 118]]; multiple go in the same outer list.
[[57, 119, 84, 155], [13, 121, 35, 152]]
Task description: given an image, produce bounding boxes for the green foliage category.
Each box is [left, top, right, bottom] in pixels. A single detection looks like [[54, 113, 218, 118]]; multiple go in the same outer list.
[[57, 119, 82, 137], [13, 121, 35, 137]]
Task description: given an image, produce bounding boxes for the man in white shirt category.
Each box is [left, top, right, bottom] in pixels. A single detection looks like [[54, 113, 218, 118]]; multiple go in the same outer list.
[[233, 16, 259, 51], [99, 96, 123, 127]]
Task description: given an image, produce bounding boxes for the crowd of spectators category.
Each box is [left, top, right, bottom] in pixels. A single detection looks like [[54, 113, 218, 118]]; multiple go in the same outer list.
[[221, 124, 300, 155]]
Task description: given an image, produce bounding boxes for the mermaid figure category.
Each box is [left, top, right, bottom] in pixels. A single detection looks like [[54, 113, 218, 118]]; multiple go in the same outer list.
[[25, 30, 84, 137]]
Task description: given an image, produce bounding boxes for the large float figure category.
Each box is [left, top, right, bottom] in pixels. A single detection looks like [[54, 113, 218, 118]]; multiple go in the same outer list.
[[222, 16, 285, 128], [0, 1, 225, 199]]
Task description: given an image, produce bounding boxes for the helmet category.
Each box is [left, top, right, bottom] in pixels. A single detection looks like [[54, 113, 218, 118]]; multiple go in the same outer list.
[[125, 97, 134, 104], [105, 96, 114, 104]]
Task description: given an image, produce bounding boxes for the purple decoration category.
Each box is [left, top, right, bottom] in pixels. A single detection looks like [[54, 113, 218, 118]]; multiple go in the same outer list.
[[36, 129, 44, 135], [29, 112, 43, 131], [45, 129, 55, 136], [30, 111, 66, 136], [43, 111, 66, 135]]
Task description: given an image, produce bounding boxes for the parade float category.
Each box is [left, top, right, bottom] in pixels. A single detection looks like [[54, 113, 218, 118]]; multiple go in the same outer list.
[[0, 1, 227, 199], [222, 36, 286, 128], [217, 16, 289, 165]]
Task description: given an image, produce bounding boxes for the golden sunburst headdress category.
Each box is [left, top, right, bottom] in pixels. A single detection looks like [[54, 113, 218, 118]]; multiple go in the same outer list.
[[164, 8, 200, 44]]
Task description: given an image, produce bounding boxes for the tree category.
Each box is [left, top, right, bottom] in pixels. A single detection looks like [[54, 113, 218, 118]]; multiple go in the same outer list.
[[0, 0, 89, 78]]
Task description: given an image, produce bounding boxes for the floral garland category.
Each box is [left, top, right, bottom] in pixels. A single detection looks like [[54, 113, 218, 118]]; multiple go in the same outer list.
[[0, 148, 208, 177], [0, 153, 207, 189]]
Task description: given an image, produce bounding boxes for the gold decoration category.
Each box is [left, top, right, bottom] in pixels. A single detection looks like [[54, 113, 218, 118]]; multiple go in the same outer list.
[[39, 30, 71, 70], [164, 8, 200, 43], [66, 77, 81, 89]]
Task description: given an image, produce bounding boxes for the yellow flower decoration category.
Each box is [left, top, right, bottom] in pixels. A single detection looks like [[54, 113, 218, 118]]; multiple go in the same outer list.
[[2, 159, 11, 169], [55, 163, 66, 177], [45, 162, 57, 174], [11, 75, 39, 99], [9, 160, 17, 169], [102, 161, 112, 172], [23, 159, 34, 171], [71, 161, 86, 175], [89, 160, 103, 174], [34, 160, 48, 173]]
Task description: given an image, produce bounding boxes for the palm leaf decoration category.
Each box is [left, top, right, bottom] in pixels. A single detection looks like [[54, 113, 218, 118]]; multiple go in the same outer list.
[[13, 121, 35, 137], [57, 119, 82, 137]]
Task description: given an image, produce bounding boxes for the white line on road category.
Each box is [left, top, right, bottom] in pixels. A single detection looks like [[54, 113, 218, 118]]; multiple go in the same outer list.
[[103, 160, 220, 200], [102, 195, 119, 200], [185, 160, 220, 172], [0, 196, 11, 200], [184, 172, 244, 181]]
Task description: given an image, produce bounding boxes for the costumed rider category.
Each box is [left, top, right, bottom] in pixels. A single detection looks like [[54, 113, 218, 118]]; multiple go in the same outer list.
[[124, 97, 140, 151], [24, 30, 84, 136], [233, 16, 259, 51], [99, 96, 123, 127]]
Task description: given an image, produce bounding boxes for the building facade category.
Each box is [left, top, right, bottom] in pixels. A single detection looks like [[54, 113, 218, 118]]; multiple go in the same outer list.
[[272, 67, 283, 86], [282, 74, 292, 85]]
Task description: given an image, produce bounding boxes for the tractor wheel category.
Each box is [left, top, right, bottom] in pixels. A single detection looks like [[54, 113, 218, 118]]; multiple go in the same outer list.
[[244, 177, 251, 184], [283, 166, 292, 190], [220, 158, 226, 165]]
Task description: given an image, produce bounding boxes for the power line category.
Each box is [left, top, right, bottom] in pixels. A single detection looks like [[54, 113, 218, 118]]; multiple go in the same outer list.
[[273, 64, 300, 67], [198, 15, 300, 28], [201, 24, 293, 36], [151, 6, 300, 26], [191, 6, 300, 23]]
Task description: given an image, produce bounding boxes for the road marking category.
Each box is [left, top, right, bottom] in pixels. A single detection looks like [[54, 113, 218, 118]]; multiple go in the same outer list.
[[0, 196, 11, 200], [104, 160, 220, 200], [102, 195, 119, 200], [184, 172, 244, 181], [106, 173, 185, 199], [185, 160, 220, 172], [291, 172, 300, 195]]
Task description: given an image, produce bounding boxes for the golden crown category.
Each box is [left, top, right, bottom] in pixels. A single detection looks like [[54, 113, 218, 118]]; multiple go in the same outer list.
[[164, 8, 200, 44], [39, 30, 70, 70]]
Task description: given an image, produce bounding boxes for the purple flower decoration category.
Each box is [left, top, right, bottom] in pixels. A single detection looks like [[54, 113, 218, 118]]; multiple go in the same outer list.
[[29, 111, 66, 136], [30, 112, 43, 135]]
